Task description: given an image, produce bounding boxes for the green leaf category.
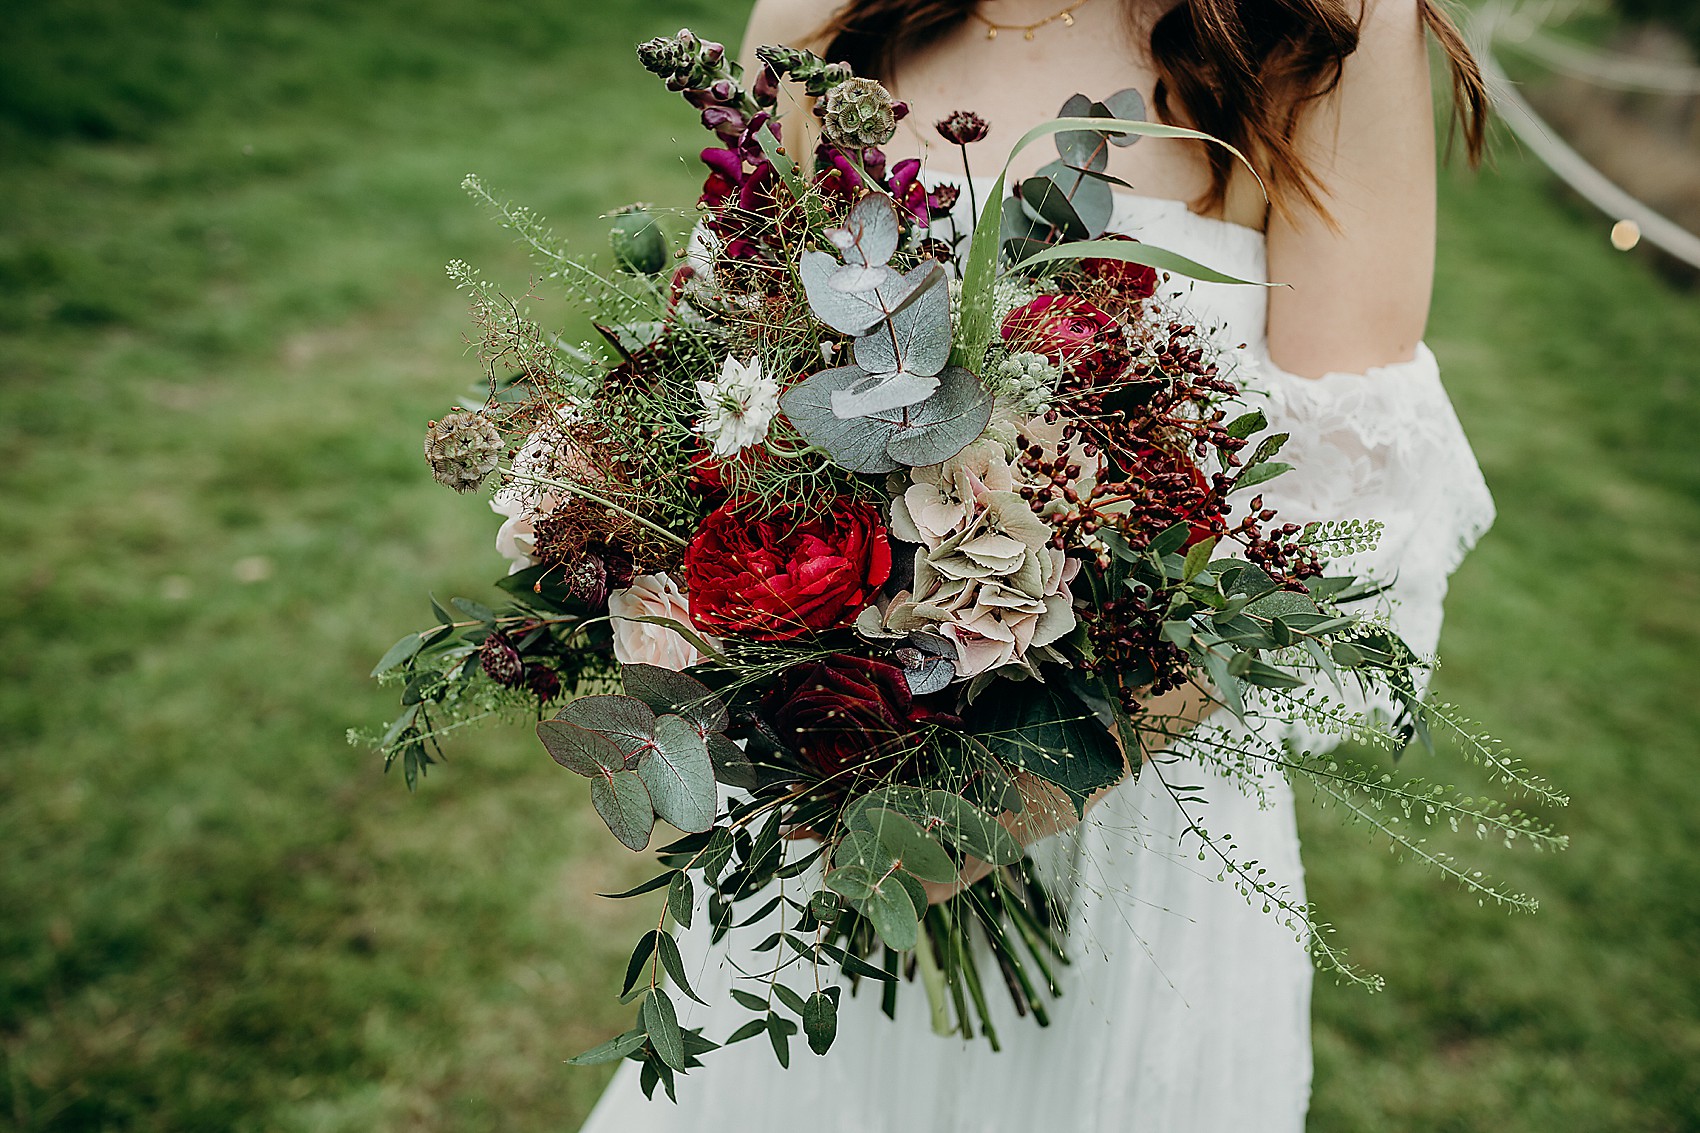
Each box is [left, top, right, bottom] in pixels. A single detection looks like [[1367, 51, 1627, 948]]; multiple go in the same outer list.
[[565, 1028, 648, 1066], [591, 769, 655, 851], [771, 982, 808, 1018], [818, 942, 898, 982], [730, 988, 769, 1013], [636, 714, 716, 833], [536, 719, 624, 777], [599, 871, 679, 900], [371, 633, 422, 677], [858, 875, 921, 951], [725, 1019, 768, 1045], [861, 808, 958, 884], [803, 991, 838, 1055], [621, 664, 729, 734], [1224, 410, 1267, 439], [1182, 536, 1217, 582], [766, 1013, 796, 1069], [1148, 522, 1191, 558], [833, 828, 896, 873], [825, 865, 878, 903], [1013, 235, 1272, 287], [656, 931, 706, 1005], [559, 694, 659, 758], [641, 987, 687, 1071], [964, 685, 1125, 815], [451, 597, 496, 624], [1246, 589, 1318, 619], [1232, 460, 1294, 493], [666, 871, 694, 930], [621, 930, 658, 997]]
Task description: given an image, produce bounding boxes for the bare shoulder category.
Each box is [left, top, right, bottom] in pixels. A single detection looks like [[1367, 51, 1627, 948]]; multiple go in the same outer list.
[[738, 0, 840, 67]]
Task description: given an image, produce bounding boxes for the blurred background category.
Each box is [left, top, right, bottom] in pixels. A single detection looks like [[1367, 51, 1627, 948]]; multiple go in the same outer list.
[[2, 0, 1696, 1129]]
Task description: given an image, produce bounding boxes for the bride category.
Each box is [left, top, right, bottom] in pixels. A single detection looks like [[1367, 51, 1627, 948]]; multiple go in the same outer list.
[[580, 0, 1496, 1128]]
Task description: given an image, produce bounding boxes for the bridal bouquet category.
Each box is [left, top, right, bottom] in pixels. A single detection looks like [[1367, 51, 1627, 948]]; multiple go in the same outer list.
[[363, 30, 1565, 1098]]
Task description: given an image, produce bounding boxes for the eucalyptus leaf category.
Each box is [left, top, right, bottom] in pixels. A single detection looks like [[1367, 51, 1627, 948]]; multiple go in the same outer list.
[[621, 664, 729, 734], [566, 1028, 648, 1066], [828, 368, 941, 420], [537, 718, 625, 777], [802, 991, 838, 1055], [834, 192, 901, 267], [862, 807, 959, 884], [1034, 159, 1112, 237], [656, 931, 707, 1005], [799, 250, 894, 335], [779, 366, 902, 474], [371, 633, 422, 677], [850, 269, 951, 381], [1098, 88, 1148, 145], [666, 871, 694, 930], [858, 876, 921, 951], [559, 694, 659, 758], [1054, 93, 1109, 170], [641, 987, 687, 1072], [592, 769, 655, 851], [636, 714, 716, 833], [1018, 175, 1091, 239], [1232, 461, 1294, 493], [883, 366, 994, 467]]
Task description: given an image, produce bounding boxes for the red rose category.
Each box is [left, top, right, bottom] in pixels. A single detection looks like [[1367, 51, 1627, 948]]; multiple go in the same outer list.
[[685, 498, 892, 641], [1000, 294, 1128, 384], [1078, 233, 1160, 300], [763, 654, 948, 780]]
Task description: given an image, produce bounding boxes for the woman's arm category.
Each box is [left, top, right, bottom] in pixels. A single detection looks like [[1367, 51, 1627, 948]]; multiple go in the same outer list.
[[1264, 0, 1440, 378]]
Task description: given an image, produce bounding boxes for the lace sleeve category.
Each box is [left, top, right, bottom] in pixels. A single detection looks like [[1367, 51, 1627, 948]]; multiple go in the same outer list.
[[1242, 342, 1496, 665]]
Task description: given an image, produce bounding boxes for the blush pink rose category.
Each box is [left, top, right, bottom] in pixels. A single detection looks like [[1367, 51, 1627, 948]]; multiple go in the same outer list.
[[608, 573, 711, 672]]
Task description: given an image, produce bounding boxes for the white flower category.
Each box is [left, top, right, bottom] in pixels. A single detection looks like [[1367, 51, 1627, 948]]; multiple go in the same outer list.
[[695, 354, 780, 457], [608, 573, 711, 673]]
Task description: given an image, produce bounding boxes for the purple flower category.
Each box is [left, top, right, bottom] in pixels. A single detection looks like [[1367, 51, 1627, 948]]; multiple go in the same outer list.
[[886, 157, 929, 219]]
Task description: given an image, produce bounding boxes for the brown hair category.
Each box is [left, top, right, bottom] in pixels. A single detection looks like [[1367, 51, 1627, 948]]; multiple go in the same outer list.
[[813, 0, 1488, 219]]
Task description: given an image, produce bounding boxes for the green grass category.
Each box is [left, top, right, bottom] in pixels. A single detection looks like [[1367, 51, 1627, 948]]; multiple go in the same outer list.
[[1, 3, 1697, 1130]]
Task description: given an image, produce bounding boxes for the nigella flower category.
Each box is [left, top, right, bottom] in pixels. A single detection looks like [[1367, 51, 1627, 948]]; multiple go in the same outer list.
[[695, 354, 780, 456]]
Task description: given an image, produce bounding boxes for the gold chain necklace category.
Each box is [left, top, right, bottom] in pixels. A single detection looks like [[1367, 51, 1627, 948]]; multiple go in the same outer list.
[[969, 0, 1094, 40]]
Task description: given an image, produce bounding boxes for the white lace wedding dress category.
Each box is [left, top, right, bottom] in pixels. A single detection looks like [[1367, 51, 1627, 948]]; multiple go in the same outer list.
[[577, 186, 1495, 1132]]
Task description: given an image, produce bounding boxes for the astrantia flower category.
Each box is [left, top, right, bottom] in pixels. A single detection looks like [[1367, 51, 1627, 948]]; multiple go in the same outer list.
[[935, 110, 990, 146], [695, 354, 780, 456]]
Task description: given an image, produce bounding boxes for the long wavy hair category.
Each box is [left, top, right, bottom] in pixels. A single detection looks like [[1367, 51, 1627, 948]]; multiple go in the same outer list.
[[812, 0, 1488, 219]]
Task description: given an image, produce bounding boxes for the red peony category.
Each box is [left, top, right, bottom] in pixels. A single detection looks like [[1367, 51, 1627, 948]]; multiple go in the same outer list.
[[685, 498, 892, 641], [1077, 233, 1160, 300], [762, 654, 949, 780], [1000, 294, 1128, 384]]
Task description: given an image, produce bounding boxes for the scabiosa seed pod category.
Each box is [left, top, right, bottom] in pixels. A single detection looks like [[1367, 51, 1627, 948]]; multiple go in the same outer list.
[[423, 411, 503, 493], [480, 634, 525, 687], [935, 110, 990, 146], [820, 78, 900, 148]]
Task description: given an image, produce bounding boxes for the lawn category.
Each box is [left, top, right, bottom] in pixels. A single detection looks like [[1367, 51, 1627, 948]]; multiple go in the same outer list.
[[1, 2, 1696, 1130]]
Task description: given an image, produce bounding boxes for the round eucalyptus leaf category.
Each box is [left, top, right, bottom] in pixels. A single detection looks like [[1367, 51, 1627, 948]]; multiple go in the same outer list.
[[802, 991, 838, 1055], [824, 865, 879, 903], [862, 807, 959, 884], [835, 192, 902, 268], [1098, 88, 1147, 146], [858, 877, 920, 951], [621, 664, 728, 733], [1018, 176, 1090, 240], [591, 768, 655, 851], [636, 714, 716, 833], [559, 694, 659, 758], [778, 366, 902, 473], [537, 718, 624, 777], [1035, 159, 1113, 238], [883, 366, 994, 467]]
